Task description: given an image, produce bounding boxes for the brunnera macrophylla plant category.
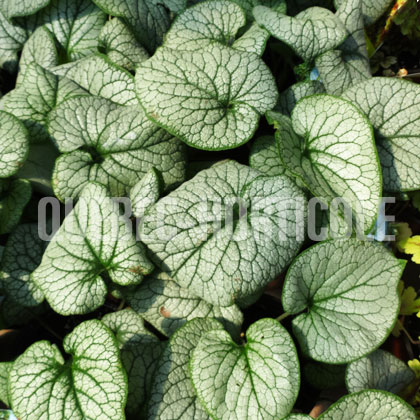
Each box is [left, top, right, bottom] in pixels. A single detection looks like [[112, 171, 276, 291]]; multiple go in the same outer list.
[[0, 0, 419, 418]]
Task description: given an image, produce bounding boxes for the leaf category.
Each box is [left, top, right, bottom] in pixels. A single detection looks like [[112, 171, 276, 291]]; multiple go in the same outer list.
[[399, 236, 420, 264], [142, 160, 306, 307], [0, 10, 27, 73], [147, 317, 224, 420], [342, 78, 420, 192], [399, 283, 420, 316], [42, 0, 107, 61], [2, 63, 87, 144], [53, 54, 137, 106], [232, 22, 270, 56], [31, 182, 154, 315], [102, 309, 164, 418], [127, 271, 243, 338], [0, 224, 46, 307], [249, 135, 287, 177], [304, 362, 345, 390], [130, 168, 161, 219], [285, 415, 313, 420], [0, 179, 32, 235], [282, 239, 405, 363], [253, 6, 347, 62], [190, 318, 300, 420], [346, 349, 415, 394], [269, 94, 382, 233], [0, 362, 12, 406], [99, 17, 149, 72], [48, 95, 186, 199], [335, 0, 394, 25], [9, 320, 127, 420], [275, 80, 325, 117], [231, 0, 286, 19], [16, 26, 59, 85], [315, 0, 371, 95], [0, 111, 29, 178], [0, 0, 50, 18], [318, 390, 417, 419], [16, 142, 59, 195], [92, 0, 185, 53], [394, 222, 413, 252], [136, 43, 278, 151]]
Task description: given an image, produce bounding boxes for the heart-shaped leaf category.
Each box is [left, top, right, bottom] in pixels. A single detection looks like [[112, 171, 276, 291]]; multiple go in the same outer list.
[[253, 6, 347, 62], [0, 362, 12, 406], [190, 318, 300, 420], [0, 223, 46, 307], [345, 349, 415, 394], [130, 168, 161, 218], [53, 54, 137, 106], [127, 271, 243, 338], [142, 160, 306, 307], [102, 309, 164, 418], [0, 10, 27, 73], [342, 77, 420, 192], [0, 179, 31, 235], [0, 111, 29, 178], [2, 63, 87, 144], [9, 320, 127, 420], [136, 43, 278, 150], [316, 0, 371, 95], [276, 80, 325, 117], [334, 0, 394, 25], [92, 0, 185, 53], [31, 182, 154, 315], [282, 239, 405, 363], [318, 390, 417, 419], [0, 0, 50, 18], [48, 95, 186, 199], [147, 317, 224, 420], [99, 18, 149, 72], [249, 135, 287, 177], [269, 94, 382, 233]]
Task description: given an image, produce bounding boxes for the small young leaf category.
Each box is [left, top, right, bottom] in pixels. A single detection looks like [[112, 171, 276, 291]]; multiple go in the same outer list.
[[135, 43, 278, 150], [142, 160, 306, 307], [53, 54, 137, 106], [0, 362, 12, 407], [32, 182, 154, 315], [282, 239, 405, 363], [9, 320, 127, 420], [342, 77, 420, 192], [316, 0, 371, 95], [318, 390, 417, 419], [0, 179, 32, 235], [102, 309, 164, 418], [0, 111, 29, 178], [249, 135, 287, 177], [0, 0, 50, 18], [99, 18, 149, 72], [130, 168, 161, 219], [127, 271, 243, 338], [92, 0, 184, 53], [148, 319, 224, 420], [0, 224, 46, 307], [190, 318, 300, 420], [2, 63, 87, 144], [346, 349, 415, 394], [334, 0, 394, 25], [253, 6, 347, 62], [49, 95, 186, 199], [270, 94, 381, 233]]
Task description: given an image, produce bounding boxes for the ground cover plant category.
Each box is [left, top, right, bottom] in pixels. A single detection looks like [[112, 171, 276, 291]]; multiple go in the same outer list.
[[1, 0, 420, 418]]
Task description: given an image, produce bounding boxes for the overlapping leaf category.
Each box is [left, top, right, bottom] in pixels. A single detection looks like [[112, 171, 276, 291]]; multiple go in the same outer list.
[[9, 320, 127, 420], [249, 135, 287, 177], [335, 0, 394, 25], [49, 95, 186, 199], [282, 239, 405, 363], [31, 182, 154, 315], [130, 168, 161, 219], [253, 6, 347, 61], [190, 318, 300, 420], [127, 271, 243, 337], [142, 160, 306, 307], [269, 94, 381, 233], [0, 0, 50, 18], [342, 77, 420, 192], [0, 111, 29, 178]]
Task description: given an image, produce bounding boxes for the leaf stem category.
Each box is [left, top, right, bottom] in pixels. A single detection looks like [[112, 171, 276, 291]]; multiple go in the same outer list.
[[276, 312, 290, 322], [397, 319, 420, 346]]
